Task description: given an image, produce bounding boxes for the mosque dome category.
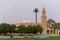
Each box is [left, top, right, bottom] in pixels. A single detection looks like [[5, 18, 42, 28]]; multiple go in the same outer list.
[[22, 19, 32, 23]]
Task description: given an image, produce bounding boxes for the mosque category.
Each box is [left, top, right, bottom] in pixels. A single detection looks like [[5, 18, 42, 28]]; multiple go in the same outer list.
[[15, 7, 60, 36]]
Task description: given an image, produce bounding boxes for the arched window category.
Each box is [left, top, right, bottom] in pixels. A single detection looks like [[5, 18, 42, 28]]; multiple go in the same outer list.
[[47, 30, 49, 34]]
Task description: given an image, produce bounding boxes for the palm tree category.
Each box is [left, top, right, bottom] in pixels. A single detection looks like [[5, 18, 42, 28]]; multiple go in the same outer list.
[[34, 8, 39, 23]]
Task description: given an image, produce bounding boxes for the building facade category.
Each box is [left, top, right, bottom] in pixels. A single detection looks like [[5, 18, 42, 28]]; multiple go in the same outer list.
[[15, 7, 60, 36]]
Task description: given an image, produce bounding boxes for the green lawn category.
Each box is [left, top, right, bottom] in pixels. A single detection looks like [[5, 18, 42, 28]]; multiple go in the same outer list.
[[0, 36, 60, 40]]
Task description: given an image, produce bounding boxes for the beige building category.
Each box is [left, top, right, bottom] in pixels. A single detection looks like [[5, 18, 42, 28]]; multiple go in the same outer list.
[[41, 7, 47, 34], [15, 7, 60, 36]]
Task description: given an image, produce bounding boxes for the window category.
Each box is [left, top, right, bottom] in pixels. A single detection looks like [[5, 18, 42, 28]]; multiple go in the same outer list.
[[47, 30, 49, 34], [51, 30, 52, 34]]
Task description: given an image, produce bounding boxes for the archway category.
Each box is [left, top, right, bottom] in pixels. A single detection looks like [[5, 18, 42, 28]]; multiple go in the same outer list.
[[59, 32, 60, 36], [47, 30, 49, 34]]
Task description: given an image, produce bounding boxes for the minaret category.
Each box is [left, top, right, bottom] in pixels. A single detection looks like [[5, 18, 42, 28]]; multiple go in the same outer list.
[[41, 7, 47, 34]]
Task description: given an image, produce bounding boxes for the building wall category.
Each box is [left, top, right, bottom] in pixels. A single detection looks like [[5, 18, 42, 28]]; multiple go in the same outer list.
[[41, 7, 47, 34]]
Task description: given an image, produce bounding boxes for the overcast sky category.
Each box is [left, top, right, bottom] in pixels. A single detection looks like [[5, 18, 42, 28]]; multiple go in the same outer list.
[[0, 0, 60, 24]]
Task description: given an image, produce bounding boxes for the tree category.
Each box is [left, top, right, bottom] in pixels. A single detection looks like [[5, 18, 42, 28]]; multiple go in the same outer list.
[[36, 25, 43, 33], [0, 23, 11, 35], [25, 25, 34, 33], [0, 25, 2, 35], [34, 8, 39, 23], [9, 24, 16, 35], [18, 25, 26, 33], [18, 24, 43, 35], [52, 23, 60, 34], [11, 24, 16, 33], [33, 25, 43, 34]]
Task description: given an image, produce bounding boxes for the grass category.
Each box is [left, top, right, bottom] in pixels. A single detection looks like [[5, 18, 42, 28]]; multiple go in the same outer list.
[[40, 36, 60, 40], [0, 36, 60, 40]]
